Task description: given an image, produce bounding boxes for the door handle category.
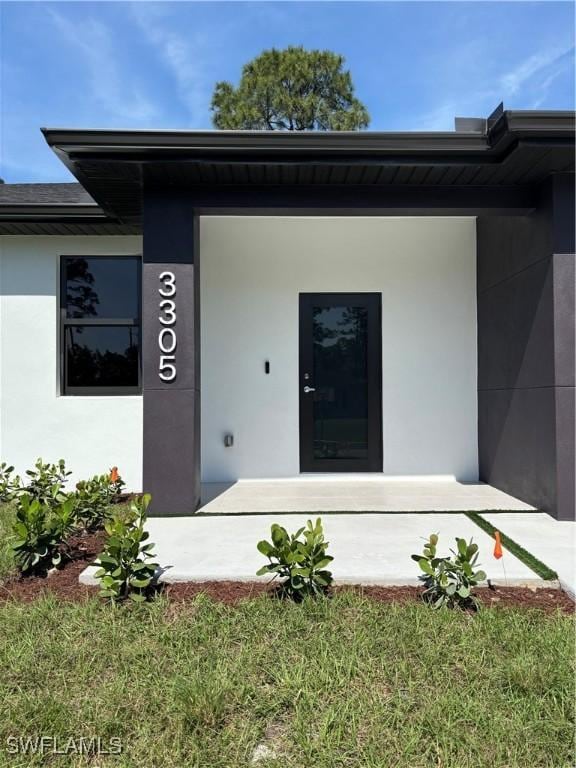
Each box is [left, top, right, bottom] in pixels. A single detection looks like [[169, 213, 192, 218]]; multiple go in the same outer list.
[[303, 385, 316, 393]]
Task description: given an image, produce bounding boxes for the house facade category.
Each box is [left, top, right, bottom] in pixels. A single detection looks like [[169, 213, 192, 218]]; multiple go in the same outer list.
[[0, 108, 574, 519]]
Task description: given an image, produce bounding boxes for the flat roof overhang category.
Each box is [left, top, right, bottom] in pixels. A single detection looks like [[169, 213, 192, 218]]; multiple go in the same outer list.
[[40, 110, 575, 223], [0, 109, 572, 232], [42, 110, 574, 155]]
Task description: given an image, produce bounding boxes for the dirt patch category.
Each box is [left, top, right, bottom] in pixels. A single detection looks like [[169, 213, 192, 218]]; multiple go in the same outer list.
[[0, 530, 103, 603], [475, 585, 574, 613], [343, 585, 426, 605], [365, 584, 574, 613], [166, 580, 270, 604], [339, 584, 574, 614], [1, 544, 573, 614]]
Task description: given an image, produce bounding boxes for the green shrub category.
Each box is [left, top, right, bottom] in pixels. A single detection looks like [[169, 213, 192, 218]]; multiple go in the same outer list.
[[412, 533, 487, 609], [0, 463, 20, 503], [93, 494, 158, 603], [24, 459, 71, 507], [74, 469, 124, 530], [256, 517, 333, 600], [12, 494, 77, 574]]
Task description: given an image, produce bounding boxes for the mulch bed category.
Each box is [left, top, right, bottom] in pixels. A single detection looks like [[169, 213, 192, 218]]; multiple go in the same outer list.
[[0, 538, 573, 614], [0, 530, 105, 604], [164, 582, 574, 614]]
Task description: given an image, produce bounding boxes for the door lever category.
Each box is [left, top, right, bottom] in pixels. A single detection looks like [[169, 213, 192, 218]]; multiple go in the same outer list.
[[303, 385, 316, 393]]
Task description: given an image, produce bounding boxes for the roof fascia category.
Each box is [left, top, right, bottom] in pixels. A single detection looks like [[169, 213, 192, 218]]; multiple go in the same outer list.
[[0, 203, 117, 224], [42, 128, 490, 155], [41, 111, 575, 161]]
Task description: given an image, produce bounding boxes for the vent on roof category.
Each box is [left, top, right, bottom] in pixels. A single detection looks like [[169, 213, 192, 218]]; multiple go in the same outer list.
[[454, 117, 486, 133], [454, 103, 505, 133]]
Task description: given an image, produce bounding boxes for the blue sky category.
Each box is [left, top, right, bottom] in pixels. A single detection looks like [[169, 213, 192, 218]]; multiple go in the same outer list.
[[1, 1, 574, 182]]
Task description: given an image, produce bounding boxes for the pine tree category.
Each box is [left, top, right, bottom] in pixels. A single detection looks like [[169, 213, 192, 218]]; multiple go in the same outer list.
[[211, 46, 370, 131]]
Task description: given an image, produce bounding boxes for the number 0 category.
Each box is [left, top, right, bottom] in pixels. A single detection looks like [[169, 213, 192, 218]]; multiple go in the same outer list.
[[158, 327, 177, 354]]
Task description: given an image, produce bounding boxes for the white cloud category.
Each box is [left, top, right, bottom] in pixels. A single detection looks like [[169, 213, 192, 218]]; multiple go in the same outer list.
[[411, 44, 574, 130], [411, 100, 471, 132], [410, 89, 495, 131], [500, 45, 574, 96], [49, 9, 157, 124], [131, 4, 214, 127]]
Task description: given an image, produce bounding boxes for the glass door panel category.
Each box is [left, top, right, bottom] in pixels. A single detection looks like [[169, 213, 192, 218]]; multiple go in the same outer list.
[[299, 294, 382, 472]]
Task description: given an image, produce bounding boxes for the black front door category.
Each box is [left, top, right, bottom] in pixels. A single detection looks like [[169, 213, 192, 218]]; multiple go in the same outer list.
[[299, 293, 382, 472]]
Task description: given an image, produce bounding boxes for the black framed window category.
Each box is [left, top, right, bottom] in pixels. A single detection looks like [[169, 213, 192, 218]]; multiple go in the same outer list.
[[60, 256, 141, 395]]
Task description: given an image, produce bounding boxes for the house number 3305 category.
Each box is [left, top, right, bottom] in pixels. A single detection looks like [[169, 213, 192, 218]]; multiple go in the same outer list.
[[158, 271, 177, 382]]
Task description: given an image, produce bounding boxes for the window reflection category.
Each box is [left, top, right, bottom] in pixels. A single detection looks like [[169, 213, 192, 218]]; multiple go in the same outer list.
[[65, 257, 139, 319], [61, 256, 141, 393], [65, 327, 140, 388], [312, 306, 369, 460]]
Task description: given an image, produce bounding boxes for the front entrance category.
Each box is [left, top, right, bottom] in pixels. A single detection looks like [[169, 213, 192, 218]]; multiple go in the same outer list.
[[299, 293, 383, 472]]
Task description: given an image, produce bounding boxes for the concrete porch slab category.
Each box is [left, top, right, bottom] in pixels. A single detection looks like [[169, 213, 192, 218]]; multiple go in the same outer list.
[[198, 478, 537, 514], [80, 512, 545, 587]]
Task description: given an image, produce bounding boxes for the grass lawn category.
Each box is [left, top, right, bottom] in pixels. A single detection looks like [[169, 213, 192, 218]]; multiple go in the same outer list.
[[0, 501, 16, 584], [0, 593, 573, 768]]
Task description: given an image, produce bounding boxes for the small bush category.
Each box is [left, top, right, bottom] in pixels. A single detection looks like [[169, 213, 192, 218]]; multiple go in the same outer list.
[[12, 494, 77, 574], [412, 533, 487, 609], [23, 459, 71, 507], [0, 463, 20, 503], [257, 517, 333, 600], [94, 494, 158, 603], [74, 468, 125, 530]]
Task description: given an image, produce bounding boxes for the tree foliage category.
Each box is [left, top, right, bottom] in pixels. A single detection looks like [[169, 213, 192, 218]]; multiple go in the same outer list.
[[211, 46, 370, 131]]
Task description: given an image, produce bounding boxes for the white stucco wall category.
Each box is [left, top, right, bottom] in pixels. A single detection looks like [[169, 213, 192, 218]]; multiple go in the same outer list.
[[0, 218, 477, 491], [200, 217, 478, 481], [0, 236, 143, 490]]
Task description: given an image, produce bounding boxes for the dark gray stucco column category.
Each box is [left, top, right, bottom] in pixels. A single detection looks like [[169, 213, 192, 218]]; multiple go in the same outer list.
[[142, 190, 200, 515], [551, 175, 575, 520], [477, 173, 575, 519]]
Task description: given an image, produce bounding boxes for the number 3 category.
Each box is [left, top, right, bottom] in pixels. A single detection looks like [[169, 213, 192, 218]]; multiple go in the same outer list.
[[159, 271, 176, 297], [159, 299, 176, 326]]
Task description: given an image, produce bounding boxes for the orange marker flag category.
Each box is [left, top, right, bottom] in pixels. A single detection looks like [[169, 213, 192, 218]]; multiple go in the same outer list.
[[493, 531, 503, 560]]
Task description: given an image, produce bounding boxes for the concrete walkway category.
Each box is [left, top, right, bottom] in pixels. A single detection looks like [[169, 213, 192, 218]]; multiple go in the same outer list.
[[484, 512, 575, 597], [80, 512, 547, 587], [199, 478, 536, 514]]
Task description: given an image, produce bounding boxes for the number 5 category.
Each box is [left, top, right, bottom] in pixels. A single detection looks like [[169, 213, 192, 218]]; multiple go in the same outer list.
[[159, 355, 176, 382]]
